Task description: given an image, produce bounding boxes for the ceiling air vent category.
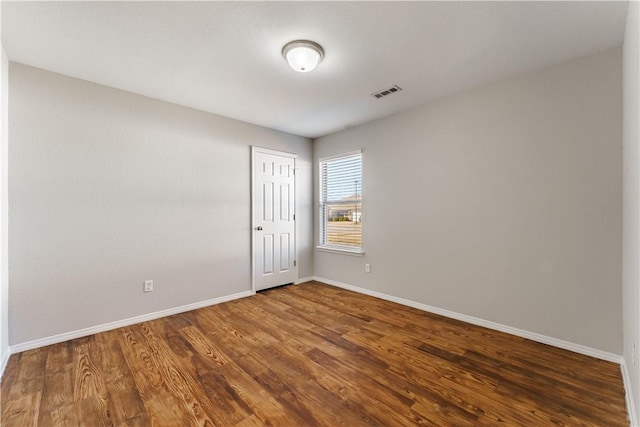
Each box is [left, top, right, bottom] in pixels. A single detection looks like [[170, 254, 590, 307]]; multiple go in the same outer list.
[[371, 85, 403, 99]]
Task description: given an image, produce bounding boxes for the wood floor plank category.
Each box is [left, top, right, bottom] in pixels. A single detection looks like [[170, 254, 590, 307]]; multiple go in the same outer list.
[[36, 370, 73, 426], [12, 347, 47, 383], [0, 281, 630, 426], [1, 392, 41, 427], [44, 341, 73, 374], [135, 321, 220, 427], [118, 326, 191, 426], [96, 331, 150, 425]]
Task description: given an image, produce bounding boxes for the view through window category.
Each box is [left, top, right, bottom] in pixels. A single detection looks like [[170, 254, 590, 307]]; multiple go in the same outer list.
[[319, 151, 363, 251]]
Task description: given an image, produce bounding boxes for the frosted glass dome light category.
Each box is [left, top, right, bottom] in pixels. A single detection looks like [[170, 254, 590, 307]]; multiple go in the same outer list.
[[282, 40, 324, 73]]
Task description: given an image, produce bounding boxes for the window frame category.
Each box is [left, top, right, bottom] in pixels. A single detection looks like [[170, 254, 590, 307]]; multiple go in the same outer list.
[[317, 150, 364, 256]]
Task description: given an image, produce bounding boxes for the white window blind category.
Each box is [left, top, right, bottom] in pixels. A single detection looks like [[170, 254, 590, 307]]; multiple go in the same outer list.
[[319, 151, 363, 251]]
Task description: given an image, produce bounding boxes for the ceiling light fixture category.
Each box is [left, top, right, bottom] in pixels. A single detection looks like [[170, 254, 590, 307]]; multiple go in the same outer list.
[[282, 40, 324, 73]]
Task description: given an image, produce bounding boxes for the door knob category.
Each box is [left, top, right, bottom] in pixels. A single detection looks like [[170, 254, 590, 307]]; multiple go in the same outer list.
[[256, 226, 263, 231]]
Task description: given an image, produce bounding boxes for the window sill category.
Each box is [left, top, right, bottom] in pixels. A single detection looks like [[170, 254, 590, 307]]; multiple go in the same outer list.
[[316, 246, 365, 257]]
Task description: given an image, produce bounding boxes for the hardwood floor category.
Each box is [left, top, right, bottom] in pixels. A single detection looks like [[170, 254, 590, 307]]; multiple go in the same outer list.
[[1, 281, 629, 426]]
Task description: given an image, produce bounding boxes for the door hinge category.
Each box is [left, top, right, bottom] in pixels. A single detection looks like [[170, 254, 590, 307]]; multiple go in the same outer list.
[[294, 260, 297, 267], [293, 214, 295, 220]]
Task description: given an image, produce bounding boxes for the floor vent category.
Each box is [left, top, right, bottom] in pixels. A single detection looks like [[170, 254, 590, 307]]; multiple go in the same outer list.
[[371, 85, 403, 99]]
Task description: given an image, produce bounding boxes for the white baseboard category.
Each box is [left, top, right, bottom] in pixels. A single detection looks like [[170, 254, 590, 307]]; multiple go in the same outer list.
[[621, 360, 639, 427], [310, 276, 623, 364], [295, 276, 314, 285], [0, 348, 10, 382], [10, 290, 255, 354]]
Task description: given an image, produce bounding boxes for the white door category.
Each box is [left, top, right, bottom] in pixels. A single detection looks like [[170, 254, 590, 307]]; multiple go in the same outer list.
[[252, 147, 297, 291]]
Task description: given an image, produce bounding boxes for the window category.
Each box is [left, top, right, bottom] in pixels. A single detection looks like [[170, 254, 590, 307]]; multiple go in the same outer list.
[[319, 151, 363, 253]]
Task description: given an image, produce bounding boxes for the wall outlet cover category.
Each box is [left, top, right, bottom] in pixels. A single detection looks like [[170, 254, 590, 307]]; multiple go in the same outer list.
[[144, 280, 153, 293]]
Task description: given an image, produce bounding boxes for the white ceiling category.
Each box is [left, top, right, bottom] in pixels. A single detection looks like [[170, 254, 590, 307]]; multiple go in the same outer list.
[[1, 1, 629, 139]]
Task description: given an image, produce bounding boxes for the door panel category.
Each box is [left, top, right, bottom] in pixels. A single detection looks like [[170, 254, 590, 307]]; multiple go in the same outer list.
[[262, 234, 274, 274], [280, 184, 290, 221], [280, 233, 290, 271], [253, 148, 297, 291]]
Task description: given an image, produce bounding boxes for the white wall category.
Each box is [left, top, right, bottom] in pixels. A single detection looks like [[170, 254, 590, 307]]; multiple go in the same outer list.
[[623, 0, 640, 422], [8, 63, 312, 346], [315, 47, 623, 354], [0, 17, 10, 373]]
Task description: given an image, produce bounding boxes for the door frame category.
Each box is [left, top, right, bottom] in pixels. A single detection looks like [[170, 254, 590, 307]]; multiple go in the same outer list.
[[251, 146, 299, 293]]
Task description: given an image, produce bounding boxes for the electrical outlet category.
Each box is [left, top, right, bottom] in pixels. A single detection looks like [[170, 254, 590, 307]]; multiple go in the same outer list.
[[365, 263, 371, 273], [144, 280, 153, 293]]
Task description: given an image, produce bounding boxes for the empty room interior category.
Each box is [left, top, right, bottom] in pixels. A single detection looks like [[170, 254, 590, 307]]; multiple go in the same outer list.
[[0, 1, 639, 426]]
